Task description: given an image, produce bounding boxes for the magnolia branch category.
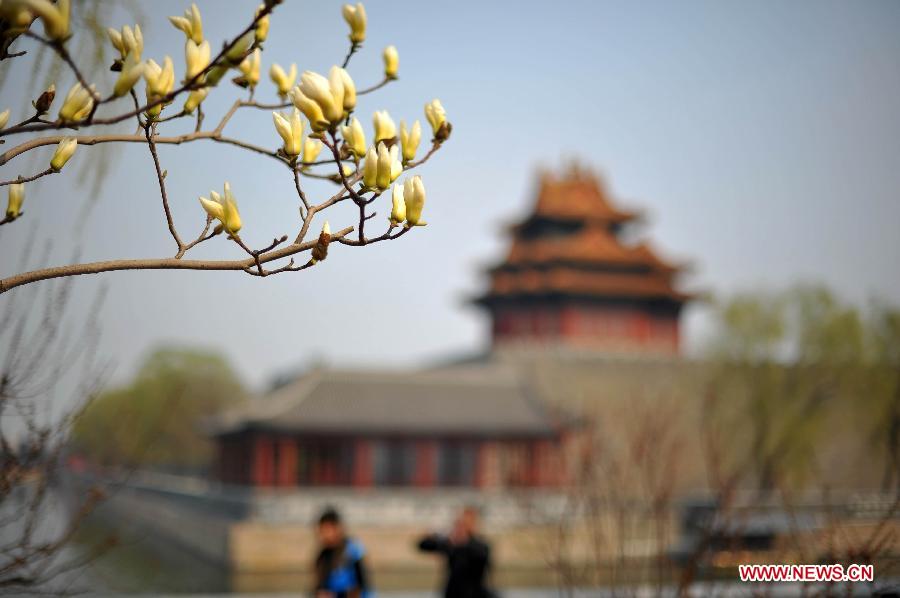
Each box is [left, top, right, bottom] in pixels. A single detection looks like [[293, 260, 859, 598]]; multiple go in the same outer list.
[[0, 0, 449, 294], [0, 227, 354, 294], [0, 3, 277, 139]]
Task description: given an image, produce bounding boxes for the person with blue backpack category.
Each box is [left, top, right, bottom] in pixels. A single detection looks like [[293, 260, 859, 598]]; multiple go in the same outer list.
[[313, 506, 372, 598]]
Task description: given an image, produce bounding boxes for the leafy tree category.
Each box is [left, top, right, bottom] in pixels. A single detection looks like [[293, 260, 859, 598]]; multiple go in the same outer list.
[[71, 346, 245, 472], [707, 285, 881, 494]]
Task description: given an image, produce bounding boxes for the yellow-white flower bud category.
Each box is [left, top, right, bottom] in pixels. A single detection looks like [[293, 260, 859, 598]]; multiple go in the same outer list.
[[183, 88, 208, 114], [145, 57, 175, 97], [322, 220, 331, 236], [303, 137, 323, 164], [169, 3, 203, 44], [399, 120, 421, 163], [50, 137, 77, 171], [290, 87, 328, 132], [270, 63, 297, 97], [221, 182, 242, 234], [58, 82, 94, 122], [25, 0, 70, 41], [389, 184, 406, 226], [403, 175, 426, 226], [373, 110, 396, 143], [0, 109, 9, 130], [341, 3, 366, 44], [389, 145, 402, 182], [6, 183, 24, 220], [362, 146, 378, 189], [383, 45, 399, 79], [144, 57, 175, 117], [273, 109, 304, 158], [376, 142, 393, 190], [238, 48, 261, 88], [185, 39, 210, 81], [295, 68, 345, 127], [336, 67, 355, 113], [199, 182, 241, 234], [199, 190, 224, 221], [0, 2, 36, 29], [225, 31, 255, 64], [114, 52, 145, 97], [255, 4, 269, 43], [108, 24, 142, 59], [341, 117, 366, 158], [425, 99, 446, 138]]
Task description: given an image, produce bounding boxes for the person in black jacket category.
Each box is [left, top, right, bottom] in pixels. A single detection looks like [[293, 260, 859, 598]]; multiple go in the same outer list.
[[417, 506, 495, 598]]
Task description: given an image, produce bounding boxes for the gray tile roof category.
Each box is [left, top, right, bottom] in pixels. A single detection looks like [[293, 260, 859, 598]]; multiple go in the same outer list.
[[209, 367, 560, 438]]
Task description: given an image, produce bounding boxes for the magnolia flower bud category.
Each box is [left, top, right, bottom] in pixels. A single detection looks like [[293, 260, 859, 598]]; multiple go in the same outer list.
[[303, 137, 323, 164], [290, 87, 327, 132], [6, 183, 24, 220], [270, 63, 297, 97], [26, 0, 70, 41], [145, 57, 175, 97], [294, 68, 345, 127], [199, 190, 224, 221], [33, 84, 55, 114], [0, 109, 9, 130], [58, 82, 94, 122], [114, 53, 145, 97], [50, 137, 77, 171], [109, 24, 143, 59], [183, 88, 208, 114], [169, 3, 203, 44], [389, 145, 402, 182], [341, 3, 366, 44], [199, 182, 242, 234], [255, 4, 269, 43], [185, 39, 211, 81], [403, 175, 426, 226], [237, 48, 261, 88], [0, 3, 36, 29], [144, 57, 175, 117], [341, 117, 366, 158], [389, 184, 406, 226], [205, 64, 229, 87], [311, 220, 331, 262], [225, 31, 255, 64], [362, 146, 378, 188], [220, 182, 242, 234], [337, 67, 356, 113], [400, 120, 421, 163], [373, 110, 396, 144], [375, 143, 393, 190], [425, 99, 448, 140], [273, 108, 304, 158], [383, 45, 399, 79]]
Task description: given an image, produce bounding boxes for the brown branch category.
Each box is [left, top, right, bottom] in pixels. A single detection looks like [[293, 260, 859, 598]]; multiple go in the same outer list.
[[2, 131, 285, 167], [20, 32, 101, 104], [357, 77, 392, 95], [0, 227, 354, 294], [143, 124, 184, 251], [0, 168, 54, 187], [341, 41, 361, 69], [0, 3, 279, 138]]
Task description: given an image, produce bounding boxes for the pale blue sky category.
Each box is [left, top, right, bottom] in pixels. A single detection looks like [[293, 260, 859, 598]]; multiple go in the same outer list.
[[1, 0, 899, 388]]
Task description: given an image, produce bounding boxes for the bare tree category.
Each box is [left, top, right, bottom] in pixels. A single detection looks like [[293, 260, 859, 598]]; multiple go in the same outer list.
[[0, 237, 111, 593]]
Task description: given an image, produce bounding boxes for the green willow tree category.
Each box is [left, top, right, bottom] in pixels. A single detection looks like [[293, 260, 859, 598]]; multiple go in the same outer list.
[[71, 347, 245, 471], [707, 285, 899, 494]]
